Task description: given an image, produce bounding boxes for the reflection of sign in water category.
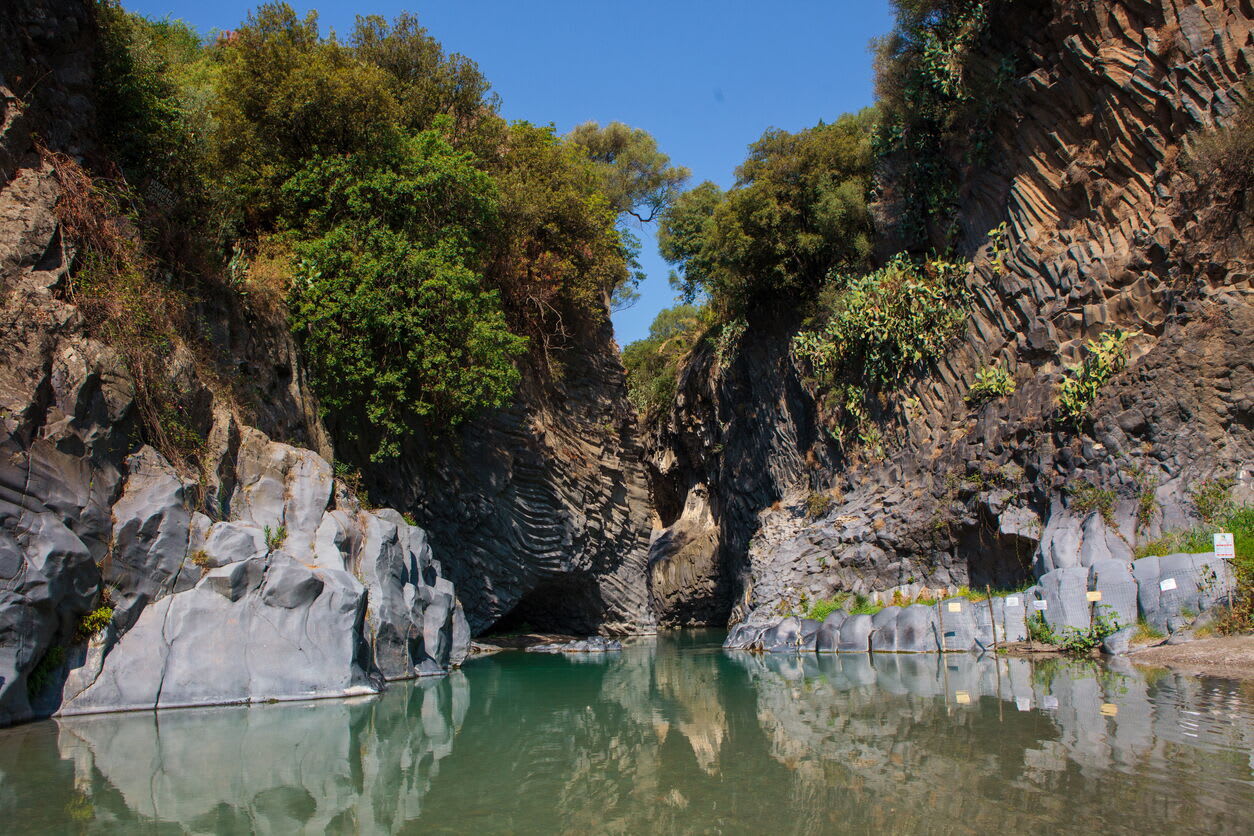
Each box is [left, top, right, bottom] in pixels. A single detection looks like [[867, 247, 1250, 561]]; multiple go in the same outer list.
[[1085, 590, 1102, 602], [948, 601, 962, 613], [1033, 600, 1048, 610], [1214, 532, 1234, 559], [1005, 596, 1021, 608], [1100, 703, 1118, 717], [955, 691, 970, 704], [1160, 577, 1177, 592]]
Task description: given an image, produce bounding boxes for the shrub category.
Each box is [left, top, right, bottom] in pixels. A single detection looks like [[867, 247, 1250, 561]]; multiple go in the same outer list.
[[1184, 78, 1253, 204], [1132, 618, 1165, 644], [659, 110, 875, 316], [1191, 477, 1235, 523], [804, 492, 834, 520], [76, 606, 115, 641], [794, 252, 968, 391], [1026, 612, 1058, 644], [1057, 328, 1137, 425], [872, 0, 1014, 244], [965, 363, 1015, 404], [1068, 481, 1116, 525], [1054, 611, 1122, 654], [189, 550, 211, 568], [27, 646, 67, 697]]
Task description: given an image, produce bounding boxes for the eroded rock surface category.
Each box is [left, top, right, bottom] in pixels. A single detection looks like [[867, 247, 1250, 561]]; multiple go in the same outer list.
[[646, 0, 1254, 626]]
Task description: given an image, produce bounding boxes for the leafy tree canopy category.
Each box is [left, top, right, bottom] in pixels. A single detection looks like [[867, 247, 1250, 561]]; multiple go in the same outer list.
[[658, 109, 876, 318]]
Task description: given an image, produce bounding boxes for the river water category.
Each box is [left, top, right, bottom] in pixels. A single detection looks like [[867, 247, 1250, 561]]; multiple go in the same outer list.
[[1, 631, 1251, 834]]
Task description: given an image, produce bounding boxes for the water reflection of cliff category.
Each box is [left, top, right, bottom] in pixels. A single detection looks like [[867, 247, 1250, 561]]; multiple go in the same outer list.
[[0, 635, 1250, 834]]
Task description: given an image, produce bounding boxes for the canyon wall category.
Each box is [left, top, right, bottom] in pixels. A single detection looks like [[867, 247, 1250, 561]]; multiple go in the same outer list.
[[0, 0, 654, 727], [646, 0, 1254, 624]]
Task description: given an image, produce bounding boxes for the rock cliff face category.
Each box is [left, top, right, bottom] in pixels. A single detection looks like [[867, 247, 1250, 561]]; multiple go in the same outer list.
[[0, 0, 470, 727], [369, 324, 656, 637], [647, 0, 1253, 625], [0, 0, 657, 727]]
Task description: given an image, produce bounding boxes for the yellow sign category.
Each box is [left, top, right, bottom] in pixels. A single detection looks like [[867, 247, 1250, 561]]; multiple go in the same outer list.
[[1086, 590, 1103, 602], [1100, 703, 1118, 717], [948, 602, 962, 613], [955, 691, 970, 704]]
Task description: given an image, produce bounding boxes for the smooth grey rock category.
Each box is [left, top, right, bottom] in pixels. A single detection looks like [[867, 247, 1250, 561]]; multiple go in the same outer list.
[[869, 606, 902, 652], [357, 511, 462, 678], [814, 611, 846, 653], [996, 594, 1029, 642], [201, 521, 267, 568], [895, 605, 940, 652], [836, 614, 873, 653], [1133, 552, 1233, 633], [763, 616, 803, 653], [1039, 567, 1091, 632], [228, 428, 333, 556], [936, 598, 977, 651], [103, 447, 193, 632], [526, 637, 623, 653], [1088, 558, 1138, 630], [61, 555, 375, 714], [1102, 626, 1133, 656]]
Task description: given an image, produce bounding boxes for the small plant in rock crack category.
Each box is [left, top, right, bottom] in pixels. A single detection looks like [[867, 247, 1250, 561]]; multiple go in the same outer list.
[[1068, 481, 1116, 525], [1057, 327, 1138, 425], [965, 363, 1015, 404], [264, 524, 287, 552], [804, 492, 833, 520]]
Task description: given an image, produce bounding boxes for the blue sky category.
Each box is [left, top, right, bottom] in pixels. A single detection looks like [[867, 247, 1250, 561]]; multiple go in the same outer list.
[[126, 0, 894, 346]]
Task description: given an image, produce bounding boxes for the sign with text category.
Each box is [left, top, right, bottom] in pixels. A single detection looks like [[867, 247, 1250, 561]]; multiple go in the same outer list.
[[1005, 596, 1021, 608], [1160, 577, 1177, 592], [1214, 532, 1234, 559], [1033, 600, 1048, 610], [1085, 590, 1103, 602]]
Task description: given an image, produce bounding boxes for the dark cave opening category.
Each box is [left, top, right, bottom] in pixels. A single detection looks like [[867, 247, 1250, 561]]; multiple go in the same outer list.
[[482, 573, 608, 637], [955, 505, 1038, 590]]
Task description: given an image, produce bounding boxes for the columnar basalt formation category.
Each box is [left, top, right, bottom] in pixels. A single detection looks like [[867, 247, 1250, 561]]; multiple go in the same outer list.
[[371, 323, 657, 637], [647, 0, 1254, 625]]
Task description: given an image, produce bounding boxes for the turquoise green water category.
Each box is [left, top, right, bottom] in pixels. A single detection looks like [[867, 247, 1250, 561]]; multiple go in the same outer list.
[[1, 631, 1252, 834]]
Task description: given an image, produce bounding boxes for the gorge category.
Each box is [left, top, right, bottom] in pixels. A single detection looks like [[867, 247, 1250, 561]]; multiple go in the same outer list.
[[0, 4, 1252, 828]]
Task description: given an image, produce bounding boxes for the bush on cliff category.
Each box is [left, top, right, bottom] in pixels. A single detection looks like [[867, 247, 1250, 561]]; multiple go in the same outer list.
[[872, 0, 1015, 245]]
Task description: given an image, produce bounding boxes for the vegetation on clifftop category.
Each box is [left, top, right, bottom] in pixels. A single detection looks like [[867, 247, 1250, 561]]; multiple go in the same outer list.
[[88, 1, 684, 461]]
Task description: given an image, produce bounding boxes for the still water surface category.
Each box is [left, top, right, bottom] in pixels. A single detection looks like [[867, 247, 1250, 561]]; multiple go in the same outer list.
[[1, 631, 1251, 834]]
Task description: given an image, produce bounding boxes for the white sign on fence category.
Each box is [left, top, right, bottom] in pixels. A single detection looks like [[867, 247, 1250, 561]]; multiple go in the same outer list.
[[1160, 577, 1178, 592], [1214, 532, 1235, 560], [1005, 596, 1021, 608], [1033, 600, 1048, 611]]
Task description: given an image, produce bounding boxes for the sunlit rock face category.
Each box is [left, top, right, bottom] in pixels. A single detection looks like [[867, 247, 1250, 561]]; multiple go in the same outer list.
[[645, 0, 1254, 626]]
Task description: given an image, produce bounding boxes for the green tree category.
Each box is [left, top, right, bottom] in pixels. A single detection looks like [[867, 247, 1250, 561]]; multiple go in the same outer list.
[[349, 12, 502, 155], [488, 122, 630, 360], [658, 110, 875, 316], [567, 121, 690, 222], [621, 304, 708, 416], [286, 132, 526, 460]]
